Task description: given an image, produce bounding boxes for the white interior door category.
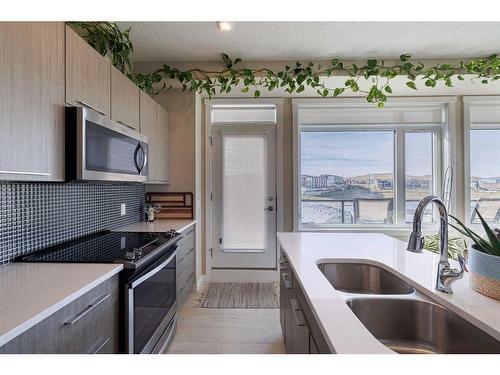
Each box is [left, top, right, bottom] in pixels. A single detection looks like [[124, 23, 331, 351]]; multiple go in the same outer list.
[[211, 125, 276, 269]]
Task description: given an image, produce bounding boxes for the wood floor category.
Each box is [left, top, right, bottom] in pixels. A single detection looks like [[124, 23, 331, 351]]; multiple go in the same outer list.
[[167, 285, 286, 354]]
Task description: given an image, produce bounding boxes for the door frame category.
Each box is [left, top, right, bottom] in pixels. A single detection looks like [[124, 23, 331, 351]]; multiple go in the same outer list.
[[204, 98, 284, 281]]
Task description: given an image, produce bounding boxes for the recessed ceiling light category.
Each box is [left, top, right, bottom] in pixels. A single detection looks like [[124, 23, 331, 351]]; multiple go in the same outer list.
[[217, 21, 233, 31]]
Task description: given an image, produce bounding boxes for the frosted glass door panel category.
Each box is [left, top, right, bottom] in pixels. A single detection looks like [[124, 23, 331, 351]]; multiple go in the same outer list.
[[222, 134, 267, 251]]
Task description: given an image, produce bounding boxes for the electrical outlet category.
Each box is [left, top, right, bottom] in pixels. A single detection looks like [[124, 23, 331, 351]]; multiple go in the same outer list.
[[120, 203, 126, 216]]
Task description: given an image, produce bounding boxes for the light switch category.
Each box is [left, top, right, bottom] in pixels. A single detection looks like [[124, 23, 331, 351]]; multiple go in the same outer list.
[[121, 203, 126, 216]]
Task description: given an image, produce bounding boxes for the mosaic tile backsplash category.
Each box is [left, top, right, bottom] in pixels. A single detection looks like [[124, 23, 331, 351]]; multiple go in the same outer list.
[[0, 183, 146, 264]]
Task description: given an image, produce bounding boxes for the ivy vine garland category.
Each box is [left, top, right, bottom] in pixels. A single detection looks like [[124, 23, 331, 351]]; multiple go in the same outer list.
[[70, 22, 500, 107]]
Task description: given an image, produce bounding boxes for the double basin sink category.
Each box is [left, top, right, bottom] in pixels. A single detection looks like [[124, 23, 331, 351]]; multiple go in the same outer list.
[[318, 262, 500, 354]]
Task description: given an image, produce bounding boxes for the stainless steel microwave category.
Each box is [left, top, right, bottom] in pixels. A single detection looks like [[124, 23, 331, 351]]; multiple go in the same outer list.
[[65, 107, 148, 182]]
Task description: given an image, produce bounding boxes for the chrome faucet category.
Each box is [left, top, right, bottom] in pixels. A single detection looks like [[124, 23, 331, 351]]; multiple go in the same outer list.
[[407, 195, 466, 293]]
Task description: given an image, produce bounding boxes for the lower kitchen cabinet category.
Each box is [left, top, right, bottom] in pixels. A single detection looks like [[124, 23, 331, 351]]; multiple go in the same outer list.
[[176, 225, 196, 308], [0, 275, 119, 354], [279, 248, 331, 354]]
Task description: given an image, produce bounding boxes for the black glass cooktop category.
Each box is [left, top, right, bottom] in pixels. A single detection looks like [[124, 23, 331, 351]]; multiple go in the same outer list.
[[17, 230, 175, 264]]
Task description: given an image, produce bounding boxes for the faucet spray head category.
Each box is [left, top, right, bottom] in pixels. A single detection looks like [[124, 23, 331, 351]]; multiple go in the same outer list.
[[407, 231, 424, 253]]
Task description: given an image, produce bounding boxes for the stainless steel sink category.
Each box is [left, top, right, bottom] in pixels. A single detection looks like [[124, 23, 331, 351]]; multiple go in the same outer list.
[[346, 298, 500, 354], [318, 262, 414, 295]]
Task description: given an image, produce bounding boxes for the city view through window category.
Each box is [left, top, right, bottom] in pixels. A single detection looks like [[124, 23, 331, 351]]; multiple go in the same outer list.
[[300, 131, 434, 226], [470, 129, 500, 224]]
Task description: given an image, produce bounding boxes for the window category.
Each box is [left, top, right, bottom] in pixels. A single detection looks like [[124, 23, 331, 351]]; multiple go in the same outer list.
[[465, 98, 500, 226], [295, 100, 448, 230], [470, 130, 500, 224], [405, 132, 435, 223], [301, 131, 395, 225]]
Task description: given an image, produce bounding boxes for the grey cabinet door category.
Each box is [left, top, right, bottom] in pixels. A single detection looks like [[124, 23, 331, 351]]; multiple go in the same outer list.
[[140, 91, 158, 182], [0, 275, 119, 354], [289, 296, 310, 354], [157, 105, 170, 183], [0, 22, 65, 181], [65, 25, 111, 117], [111, 66, 140, 130], [176, 226, 195, 308], [309, 335, 319, 354]]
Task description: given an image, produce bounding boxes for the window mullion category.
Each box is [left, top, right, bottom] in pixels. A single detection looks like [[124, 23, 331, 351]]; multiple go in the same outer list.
[[395, 129, 406, 225]]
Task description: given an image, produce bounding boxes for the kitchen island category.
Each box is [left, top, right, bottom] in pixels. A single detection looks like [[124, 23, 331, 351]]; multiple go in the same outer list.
[[277, 232, 500, 354]]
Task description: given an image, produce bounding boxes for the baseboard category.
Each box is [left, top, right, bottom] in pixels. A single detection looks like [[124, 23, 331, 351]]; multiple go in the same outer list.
[[196, 275, 207, 292], [211, 269, 278, 282]]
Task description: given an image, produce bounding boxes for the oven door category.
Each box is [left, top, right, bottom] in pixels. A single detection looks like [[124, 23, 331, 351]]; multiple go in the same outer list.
[[69, 107, 149, 182], [125, 249, 177, 354]]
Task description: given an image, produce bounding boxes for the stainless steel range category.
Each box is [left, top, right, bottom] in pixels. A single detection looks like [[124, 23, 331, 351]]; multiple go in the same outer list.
[[17, 230, 180, 354]]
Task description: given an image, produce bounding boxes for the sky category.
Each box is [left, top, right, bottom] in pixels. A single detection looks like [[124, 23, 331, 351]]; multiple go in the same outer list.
[[301, 131, 433, 177], [470, 129, 500, 178]]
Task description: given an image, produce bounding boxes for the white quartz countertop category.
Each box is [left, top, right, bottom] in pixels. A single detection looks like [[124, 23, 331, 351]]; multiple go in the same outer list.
[[0, 263, 122, 347], [117, 220, 196, 233], [277, 232, 500, 354]]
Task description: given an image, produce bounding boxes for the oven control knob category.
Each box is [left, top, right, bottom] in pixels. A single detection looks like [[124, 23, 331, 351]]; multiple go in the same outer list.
[[134, 248, 143, 257], [125, 251, 136, 261]]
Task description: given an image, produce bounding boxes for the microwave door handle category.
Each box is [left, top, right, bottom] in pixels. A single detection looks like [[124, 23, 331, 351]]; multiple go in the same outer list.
[[139, 143, 147, 173], [133, 143, 142, 173]]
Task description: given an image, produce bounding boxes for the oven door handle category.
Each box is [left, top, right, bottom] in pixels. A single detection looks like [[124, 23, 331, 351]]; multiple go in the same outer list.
[[129, 251, 176, 288]]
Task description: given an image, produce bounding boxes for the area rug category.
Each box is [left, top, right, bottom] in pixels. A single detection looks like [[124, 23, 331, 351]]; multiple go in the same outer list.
[[200, 282, 279, 309]]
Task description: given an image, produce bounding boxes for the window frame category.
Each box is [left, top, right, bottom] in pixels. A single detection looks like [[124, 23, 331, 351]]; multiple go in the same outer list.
[[463, 96, 500, 228], [293, 97, 456, 234]]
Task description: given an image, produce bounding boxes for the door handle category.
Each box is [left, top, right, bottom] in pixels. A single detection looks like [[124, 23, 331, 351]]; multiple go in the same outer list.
[[264, 206, 274, 212]]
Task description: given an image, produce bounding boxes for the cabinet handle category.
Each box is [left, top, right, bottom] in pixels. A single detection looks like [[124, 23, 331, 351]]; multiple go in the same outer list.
[[0, 170, 51, 176], [88, 337, 110, 354], [117, 120, 136, 130], [290, 298, 306, 327], [77, 100, 107, 116], [64, 293, 110, 325], [281, 273, 292, 289]]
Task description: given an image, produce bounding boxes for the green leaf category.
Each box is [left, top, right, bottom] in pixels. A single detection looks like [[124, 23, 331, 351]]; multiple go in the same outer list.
[[449, 215, 496, 255], [240, 86, 249, 93], [400, 54, 412, 62], [254, 90, 261, 98], [377, 102, 384, 108], [475, 209, 500, 256], [406, 81, 417, 90], [296, 85, 305, 93], [384, 85, 393, 93], [333, 88, 345, 97]]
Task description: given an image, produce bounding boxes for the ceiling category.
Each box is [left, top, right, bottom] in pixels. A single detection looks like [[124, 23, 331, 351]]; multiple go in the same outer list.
[[117, 22, 500, 62]]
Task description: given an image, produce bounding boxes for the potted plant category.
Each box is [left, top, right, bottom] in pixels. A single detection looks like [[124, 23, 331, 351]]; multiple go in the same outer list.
[[449, 209, 500, 300]]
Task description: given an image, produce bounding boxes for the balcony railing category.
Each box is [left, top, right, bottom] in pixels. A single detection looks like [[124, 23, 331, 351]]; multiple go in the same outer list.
[[301, 198, 429, 225]]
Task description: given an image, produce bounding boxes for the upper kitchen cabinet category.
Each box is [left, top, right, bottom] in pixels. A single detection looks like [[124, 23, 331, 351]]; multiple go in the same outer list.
[[0, 22, 65, 181], [111, 66, 140, 130], [140, 91, 159, 182], [139, 92, 170, 184], [65, 25, 111, 116], [157, 105, 171, 184]]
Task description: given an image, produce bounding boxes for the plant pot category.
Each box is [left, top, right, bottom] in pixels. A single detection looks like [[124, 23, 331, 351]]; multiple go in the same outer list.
[[468, 244, 500, 301]]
